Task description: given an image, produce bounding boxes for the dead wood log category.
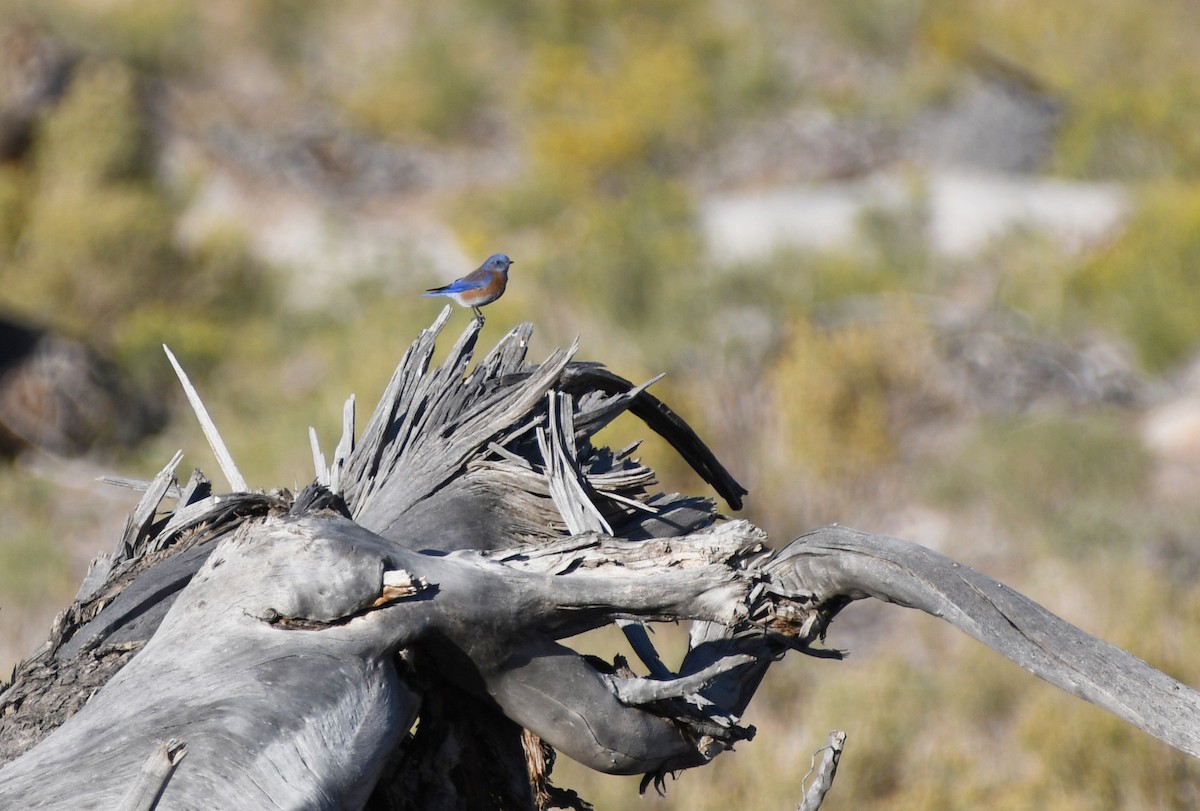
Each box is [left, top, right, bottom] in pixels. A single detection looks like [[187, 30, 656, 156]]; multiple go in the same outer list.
[[768, 526, 1200, 758], [1, 309, 1198, 810]]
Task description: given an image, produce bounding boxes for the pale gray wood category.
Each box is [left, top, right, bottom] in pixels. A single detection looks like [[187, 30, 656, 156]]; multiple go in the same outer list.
[[330, 394, 355, 495], [797, 731, 845, 811], [118, 740, 187, 811], [606, 654, 757, 704], [0, 313, 752, 794], [536, 392, 612, 535], [769, 525, 1200, 759], [0, 511, 769, 808], [4, 313, 1199, 811], [0, 515, 421, 810], [114, 449, 183, 563], [163, 344, 248, 493], [97, 475, 183, 499], [309, 425, 328, 485]]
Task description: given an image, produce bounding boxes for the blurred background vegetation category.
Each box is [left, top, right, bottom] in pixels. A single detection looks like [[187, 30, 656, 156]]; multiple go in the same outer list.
[[3, 0, 1200, 807]]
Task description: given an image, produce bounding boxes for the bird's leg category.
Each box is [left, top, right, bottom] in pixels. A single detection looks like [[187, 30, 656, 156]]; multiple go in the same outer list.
[[472, 306, 485, 323]]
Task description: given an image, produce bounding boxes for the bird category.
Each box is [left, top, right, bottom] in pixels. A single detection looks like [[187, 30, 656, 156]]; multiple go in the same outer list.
[[423, 253, 513, 323]]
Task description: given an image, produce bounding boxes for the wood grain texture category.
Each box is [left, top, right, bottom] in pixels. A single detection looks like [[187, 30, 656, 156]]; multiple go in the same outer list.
[[771, 525, 1200, 759], [3, 313, 1198, 811]]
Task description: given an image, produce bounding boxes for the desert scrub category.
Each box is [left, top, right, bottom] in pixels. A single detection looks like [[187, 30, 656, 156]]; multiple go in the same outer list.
[[0, 56, 275, 385], [767, 313, 940, 480], [1064, 182, 1200, 372], [923, 413, 1151, 556]]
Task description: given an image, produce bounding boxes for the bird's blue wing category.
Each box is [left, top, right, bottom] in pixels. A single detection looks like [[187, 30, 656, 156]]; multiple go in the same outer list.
[[425, 268, 492, 295]]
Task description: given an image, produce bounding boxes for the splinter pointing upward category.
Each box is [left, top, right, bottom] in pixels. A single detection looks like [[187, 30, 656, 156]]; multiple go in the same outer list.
[[423, 253, 513, 323]]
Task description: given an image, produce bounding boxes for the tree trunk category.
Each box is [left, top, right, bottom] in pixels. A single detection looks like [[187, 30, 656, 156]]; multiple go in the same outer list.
[[2, 311, 1198, 809]]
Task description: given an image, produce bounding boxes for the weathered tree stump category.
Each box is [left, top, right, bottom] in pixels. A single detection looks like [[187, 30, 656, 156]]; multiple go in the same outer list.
[[1, 310, 1198, 810]]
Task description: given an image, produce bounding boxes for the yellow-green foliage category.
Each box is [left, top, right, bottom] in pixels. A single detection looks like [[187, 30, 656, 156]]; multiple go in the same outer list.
[[1014, 691, 1200, 809], [1, 61, 174, 330], [339, 30, 492, 142], [556, 178, 701, 324], [520, 36, 707, 191], [1008, 557, 1200, 809], [0, 57, 273, 382], [36, 60, 147, 181], [0, 165, 31, 253], [1067, 183, 1200, 371], [5, 0, 199, 69], [767, 315, 935, 479], [921, 0, 1200, 180], [812, 0, 1200, 179], [974, 230, 1077, 328], [821, 0, 927, 57], [450, 0, 785, 337], [3, 2, 1200, 808], [513, 0, 780, 174], [0, 470, 88, 674], [113, 226, 272, 383], [0, 473, 72, 605], [925, 414, 1150, 552]]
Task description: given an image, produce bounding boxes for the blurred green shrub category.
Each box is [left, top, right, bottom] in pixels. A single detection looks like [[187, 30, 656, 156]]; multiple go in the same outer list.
[[972, 230, 1075, 329], [0, 473, 72, 604], [1067, 183, 1200, 372], [340, 32, 492, 142], [18, 0, 199, 70], [767, 314, 936, 479], [451, 0, 787, 338], [519, 36, 707, 191], [0, 58, 273, 382], [1016, 700, 1197, 808], [925, 414, 1150, 553], [0, 165, 30, 253], [923, 0, 1200, 180], [2, 61, 174, 329], [821, 0, 926, 57]]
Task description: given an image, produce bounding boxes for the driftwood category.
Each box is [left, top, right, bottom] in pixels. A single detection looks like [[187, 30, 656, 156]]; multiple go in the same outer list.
[[1, 309, 1198, 810]]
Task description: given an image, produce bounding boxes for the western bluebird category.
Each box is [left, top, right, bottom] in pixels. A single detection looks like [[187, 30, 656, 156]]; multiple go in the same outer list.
[[423, 253, 513, 322]]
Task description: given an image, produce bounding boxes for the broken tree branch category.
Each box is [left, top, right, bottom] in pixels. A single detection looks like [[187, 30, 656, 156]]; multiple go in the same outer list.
[[769, 525, 1200, 759]]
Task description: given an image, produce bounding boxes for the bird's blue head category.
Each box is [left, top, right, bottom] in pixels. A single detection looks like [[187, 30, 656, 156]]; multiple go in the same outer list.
[[482, 253, 513, 273]]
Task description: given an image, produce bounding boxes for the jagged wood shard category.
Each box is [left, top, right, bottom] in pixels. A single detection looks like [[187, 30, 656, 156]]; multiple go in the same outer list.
[[162, 345, 248, 493], [799, 731, 846, 811]]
